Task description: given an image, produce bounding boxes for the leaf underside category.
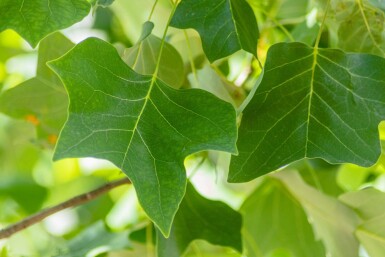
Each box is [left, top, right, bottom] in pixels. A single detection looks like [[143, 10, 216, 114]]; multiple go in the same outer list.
[[230, 42, 385, 182], [0, 0, 90, 47], [170, 0, 259, 62], [48, 38, 237, 236]]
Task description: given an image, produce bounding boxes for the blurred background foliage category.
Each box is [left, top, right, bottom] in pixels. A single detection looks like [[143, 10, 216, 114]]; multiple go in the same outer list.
[[1, 0, 385, 256]]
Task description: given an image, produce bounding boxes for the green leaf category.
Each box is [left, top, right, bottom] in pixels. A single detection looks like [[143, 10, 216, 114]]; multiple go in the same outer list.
[[340, 188, 385, 220], [337, 3, 385, 56], [170, 0, 259, 62], [188, 65, 245, 107], [56, 221, 131, 257], [275, 171, 360, 257], [157, 182, 242, 257], [0, 177, 47, 213], [0, 32, 73, 147], [122, 23, 184, 89], [48, 38, 237, 236], [90, 0, 115, 8], [0, 0, 90, 48], [230, 42, 385, 182], [340, 188, 385, 257], [356, 215, 385, 257], [241, 177, 325, 257]]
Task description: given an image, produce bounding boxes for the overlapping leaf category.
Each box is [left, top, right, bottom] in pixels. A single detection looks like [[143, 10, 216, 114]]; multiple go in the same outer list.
[[340, 188, 385, 257], [276, 171, 360, 257], [0, 32, 73, 147], [123, 22, 184, 89], [241, 177, 325, 257], [48, 38, 237, 236], [0, 0, 90, 48], [170, 0, 259, 62], [230, 42, 385, 182], [157, 182, 242, 257]]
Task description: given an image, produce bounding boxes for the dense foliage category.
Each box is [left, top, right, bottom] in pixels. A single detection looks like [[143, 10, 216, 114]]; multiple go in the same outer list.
[[1, 0, 385, 256]]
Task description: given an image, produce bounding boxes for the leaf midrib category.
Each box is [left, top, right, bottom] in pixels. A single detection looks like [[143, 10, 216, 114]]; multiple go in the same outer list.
[[305, 47, 318, 157]]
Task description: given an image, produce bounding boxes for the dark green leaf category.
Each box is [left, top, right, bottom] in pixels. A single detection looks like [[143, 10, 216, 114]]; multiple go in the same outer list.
[[170, 0, 259, 62], [0, 0, 90, 48], [0, 177, 47, 213], [241, 177, 326, 257], [48, 38, 237, 236], [230, 42, 385, 182], [0, 32, 73, 147], [157, 183, 242, 257]]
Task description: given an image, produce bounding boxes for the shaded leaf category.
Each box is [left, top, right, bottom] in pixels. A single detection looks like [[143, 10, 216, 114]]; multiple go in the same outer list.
[[275, 171, 360, 257], [170, 0, 259, 62], [0, 0, 90, 48], [241, 177, 326, 257], [157, 183, 242, 257], [0, 177, 47, 213], [0, 32, 73, 147], [123, 23, 184, 89], [230, 42, 385, 182], [356, 216, 385, 257], [188, 65, 245, 107], [48, 38, 237, 236], [55, 221, 131, 257]]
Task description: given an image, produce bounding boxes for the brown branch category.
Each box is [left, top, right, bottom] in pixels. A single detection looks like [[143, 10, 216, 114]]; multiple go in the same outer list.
[[0, 177, 131, 240]]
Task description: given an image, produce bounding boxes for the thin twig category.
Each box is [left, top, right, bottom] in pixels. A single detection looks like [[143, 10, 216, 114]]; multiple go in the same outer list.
[[0, 178, 131, 240]]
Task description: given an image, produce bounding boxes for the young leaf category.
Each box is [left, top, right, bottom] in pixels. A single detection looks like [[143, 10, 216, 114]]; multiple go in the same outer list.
[[123, 22, 185, 89], [157, 183, 242, 257], [170, 0, 259, 62], [0, 0, 90, 48], [0, 32, 73, 147], [48, 38, 237, 237], [241, 177, 325, 257], [230, 42, 385, 182]]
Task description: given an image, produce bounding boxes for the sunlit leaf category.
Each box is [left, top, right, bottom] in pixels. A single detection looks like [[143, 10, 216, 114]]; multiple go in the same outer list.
[[170, 0, 259, 62], [241, 177, 326, 257], [230, 42, 385, 182], [157, 183, 242, 257], [123, 22, 185, 89], [48, 37, 237, 236], [0, 0, 90, 47], [0, 32, 73, 147], [340, 188, 385, 257], [275, 171, 360, 257]]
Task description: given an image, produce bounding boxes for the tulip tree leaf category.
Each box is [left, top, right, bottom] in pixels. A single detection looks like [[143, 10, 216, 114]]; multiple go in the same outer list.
[[340, 188, 385, 257], [229, 42, 385, 182], [123, 22, 184, 89], [0, 0, 90, 48], [48, 38, 237, 236], [241, 177, 325, 257], [0, 32, 73, 147], [275, 171, 360, 257], [170, 0, 259, 62], [157, 183, 242, 257]]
